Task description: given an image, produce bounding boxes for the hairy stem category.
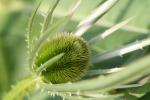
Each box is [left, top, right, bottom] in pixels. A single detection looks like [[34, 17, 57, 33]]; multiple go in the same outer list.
[[3, 76, 36, 100]]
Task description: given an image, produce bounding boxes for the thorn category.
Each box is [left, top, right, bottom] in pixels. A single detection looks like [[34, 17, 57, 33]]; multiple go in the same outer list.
[[39, 72, 42, 76], [35, 53, 38, 57], [40, 12, 47, 18], [139, 46, 144, 50], [67, 82, 72, 84], [139, 42, 144, 50], [35, 76, 42, 82], [47, 38, 50, 42], [40, 88, 44, 93], [135, 40, 143, 50], [31, 66, 34, 70], [39, 34, 43, 38], [11, 85, 15, 89], [36, 83, 40, 89], [68, 92, 71, 96], [35, 37, 38, 41], [48, 92, 56, 97], [49, 82, 53, 85], [26, 45, 29, 49], [48, 91, 51, 95], [76, 91, 81, 96], [40, 22, 43, 27], [43, 68, 46, 72], [26, 28, 28, 31], [98, 75, 105, 79], [52, 92, 56, 98], [27, 51, 29, 54], [119, 53, 123, 57], [31, 39, 34, 43], [25, 39, 28, 42], [25, 67, 30, 72], [33, 63, 36, 67]]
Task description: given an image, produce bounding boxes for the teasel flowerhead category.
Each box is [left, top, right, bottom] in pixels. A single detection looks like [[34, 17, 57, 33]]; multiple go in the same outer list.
[[33, 33, 90, 84]]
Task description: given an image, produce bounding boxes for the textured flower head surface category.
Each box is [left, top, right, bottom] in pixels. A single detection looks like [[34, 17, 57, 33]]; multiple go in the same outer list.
[[3, 0, 150, 100], [34, 33, 90, 84]]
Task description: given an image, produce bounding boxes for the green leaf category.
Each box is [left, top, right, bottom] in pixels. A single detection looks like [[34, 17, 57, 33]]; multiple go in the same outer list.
[[41, 0, 60, 33], [27, 0, 42, 52], [36, 53, 64, 75], [43, 54, 150, 92]]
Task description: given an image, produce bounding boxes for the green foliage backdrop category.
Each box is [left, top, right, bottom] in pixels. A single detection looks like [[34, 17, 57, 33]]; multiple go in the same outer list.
[[0, 0, 150, 100]]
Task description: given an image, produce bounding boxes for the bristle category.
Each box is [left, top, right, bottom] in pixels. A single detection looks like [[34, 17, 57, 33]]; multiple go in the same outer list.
[[33, 33, 90, 84]]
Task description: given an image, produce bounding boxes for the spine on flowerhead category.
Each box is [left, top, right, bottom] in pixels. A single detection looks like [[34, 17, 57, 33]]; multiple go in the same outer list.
[[33, 33, 90, 84]]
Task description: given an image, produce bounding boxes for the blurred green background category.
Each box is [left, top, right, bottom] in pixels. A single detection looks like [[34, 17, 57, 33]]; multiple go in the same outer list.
[[0, 0, 150, 99]]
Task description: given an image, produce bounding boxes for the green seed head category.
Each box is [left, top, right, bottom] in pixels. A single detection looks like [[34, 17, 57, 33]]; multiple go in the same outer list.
[[33, 33, 90, 84]]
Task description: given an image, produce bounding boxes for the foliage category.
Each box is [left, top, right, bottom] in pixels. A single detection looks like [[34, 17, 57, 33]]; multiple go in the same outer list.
[[0, 0, 150, 100]]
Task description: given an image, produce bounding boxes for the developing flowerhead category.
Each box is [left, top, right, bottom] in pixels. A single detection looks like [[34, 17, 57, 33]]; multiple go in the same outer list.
[[33, 33, 90, 84]]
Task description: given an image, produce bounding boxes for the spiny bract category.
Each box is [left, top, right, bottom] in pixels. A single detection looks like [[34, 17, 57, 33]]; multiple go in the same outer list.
[[33, 33, 90, 84]]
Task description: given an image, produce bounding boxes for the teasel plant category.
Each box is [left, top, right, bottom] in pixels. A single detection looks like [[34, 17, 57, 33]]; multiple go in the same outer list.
[[2, 0, 150, 100]]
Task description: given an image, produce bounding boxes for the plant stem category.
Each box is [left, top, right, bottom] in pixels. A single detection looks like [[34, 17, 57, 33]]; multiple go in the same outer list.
[[3, 76, 36, 100], [0, 38, 9, 94]]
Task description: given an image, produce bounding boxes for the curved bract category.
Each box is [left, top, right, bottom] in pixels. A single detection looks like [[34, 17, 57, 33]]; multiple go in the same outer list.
[[33, 33, 90, 84], [4, 0, 150, 100]]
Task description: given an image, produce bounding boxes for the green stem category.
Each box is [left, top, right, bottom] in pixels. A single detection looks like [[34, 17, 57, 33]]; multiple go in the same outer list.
[[0, 38, 9, 94], [3, 76, 36, 100]]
